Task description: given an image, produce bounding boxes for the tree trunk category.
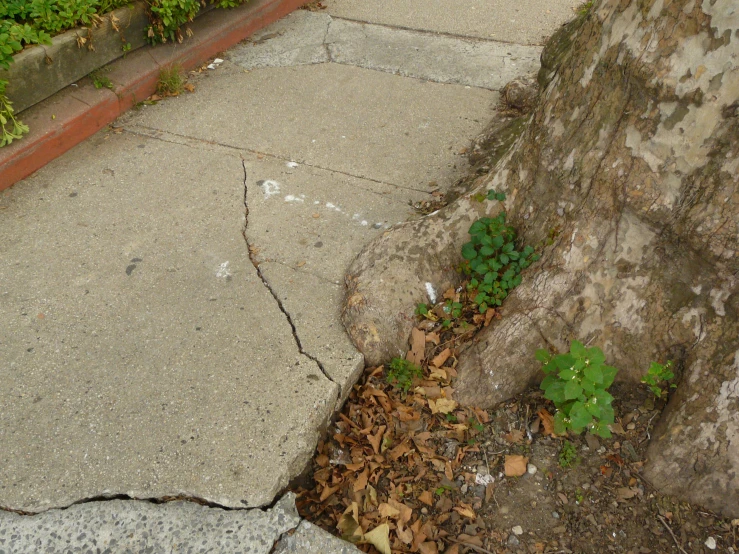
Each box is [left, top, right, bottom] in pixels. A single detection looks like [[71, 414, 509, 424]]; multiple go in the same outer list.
[[342, 0, 739, 517]]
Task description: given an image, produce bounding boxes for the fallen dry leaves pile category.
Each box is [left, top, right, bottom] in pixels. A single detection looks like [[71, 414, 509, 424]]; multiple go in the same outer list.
[[295, 290, 542, 553]]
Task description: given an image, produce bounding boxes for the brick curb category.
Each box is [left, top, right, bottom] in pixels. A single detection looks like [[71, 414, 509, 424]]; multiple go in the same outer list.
[[0, 0, 308, 191]]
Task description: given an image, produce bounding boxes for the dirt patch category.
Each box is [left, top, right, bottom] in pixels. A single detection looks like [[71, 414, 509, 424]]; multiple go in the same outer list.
[[293, 364, 737, 553]]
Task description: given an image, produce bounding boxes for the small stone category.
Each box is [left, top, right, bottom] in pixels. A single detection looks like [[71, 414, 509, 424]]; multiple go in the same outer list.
[[552, 511, 560, 519], [460, 484, 468, 494], [512, 525, 523, 535], [507, 534, 520, 547], [421, 507, 428, 515], [527, 464, 537, 475], [705, 537, 717, 550]]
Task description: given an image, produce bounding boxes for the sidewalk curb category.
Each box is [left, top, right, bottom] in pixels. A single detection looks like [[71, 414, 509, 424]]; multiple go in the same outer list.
[[0, 0, 308, 192]]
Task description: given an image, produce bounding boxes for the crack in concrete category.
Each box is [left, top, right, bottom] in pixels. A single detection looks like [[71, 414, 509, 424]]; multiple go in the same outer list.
[[0, 492, 248, 517], [240, 159, 340, 398]]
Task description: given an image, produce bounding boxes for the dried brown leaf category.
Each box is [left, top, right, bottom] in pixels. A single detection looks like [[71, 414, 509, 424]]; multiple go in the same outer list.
[[368, 425, 386, 454], [431, 348, 452, 368], [418, 490, 434, 506], [407, 327, 426, 366], [362, 523, 392, 554], [354, 466, 369, 492], [504, 455, 528, 477], [320, 484, 341, 502], [538, 408, 556, 436]]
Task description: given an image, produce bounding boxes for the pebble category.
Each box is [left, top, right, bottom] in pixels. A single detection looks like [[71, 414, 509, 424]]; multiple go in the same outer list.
[[527, 463, 537, 475], [705, 537, 717, 550], [512, 525, 523, 535], [507, 534, 520, 547], [552, 511, 560, 519], [460, 484, 468, 494]]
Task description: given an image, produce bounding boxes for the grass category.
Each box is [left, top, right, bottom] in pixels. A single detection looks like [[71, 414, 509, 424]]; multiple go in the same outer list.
[[156, 65, 185, 96]]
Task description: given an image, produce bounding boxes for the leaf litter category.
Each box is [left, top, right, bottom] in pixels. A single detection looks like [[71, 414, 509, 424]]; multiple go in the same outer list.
[[293, 288, 738, 553]]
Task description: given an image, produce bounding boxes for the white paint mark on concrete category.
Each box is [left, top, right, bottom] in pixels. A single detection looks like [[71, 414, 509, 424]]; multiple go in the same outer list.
[[260, 180, 281, 199], [216, 261, 231, 278], [284, 195, 304, 203], [361, 220, 368, 226], [286, 162, 299, 168], [425, 282, 437, 304]]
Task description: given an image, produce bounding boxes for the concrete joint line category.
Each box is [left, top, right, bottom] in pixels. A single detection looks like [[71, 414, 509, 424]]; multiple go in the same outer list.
[[329, 15, 534, 47], [126, 124, 435, 195], [240, 159, 341, 399]]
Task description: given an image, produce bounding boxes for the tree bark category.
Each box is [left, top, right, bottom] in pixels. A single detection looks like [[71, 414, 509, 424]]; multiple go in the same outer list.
[[342, 0, 739, 517]]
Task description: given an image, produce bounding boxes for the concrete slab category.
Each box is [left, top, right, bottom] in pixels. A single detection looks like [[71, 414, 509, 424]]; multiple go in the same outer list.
[[323, 0, 581, 45], [259, 262, 364, 403], [0, 493, 300, 554], [274, 520, 362, 553], [0, 132, 338, 513], [227, 10, 541, 90], [128, 62, 497, 191], [327, 17, 541, 90]]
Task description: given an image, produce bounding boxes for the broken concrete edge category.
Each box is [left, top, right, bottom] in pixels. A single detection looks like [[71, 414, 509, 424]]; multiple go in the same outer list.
[[0, 491, 360, 554], [0, 0, 311, 192]]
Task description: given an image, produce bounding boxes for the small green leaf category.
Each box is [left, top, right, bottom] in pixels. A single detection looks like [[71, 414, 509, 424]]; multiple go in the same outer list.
[[558, 368, 577, 381], [569, 402, 592, 430], [535, 349, 551, 363], [587, 347, 606, 365], [555, 354, 576, 370], [584, 364, 603, 384], [564, 380, 583, 400], [570, 340, 586, 358], [461, 243, 477, 260], [544, 381, 566, 404], [553, 412, 568, 435], [601, 365, 618, 388]]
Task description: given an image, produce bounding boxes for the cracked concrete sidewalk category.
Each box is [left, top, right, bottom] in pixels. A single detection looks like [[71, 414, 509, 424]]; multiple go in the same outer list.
[[0, 0, 578, 550]]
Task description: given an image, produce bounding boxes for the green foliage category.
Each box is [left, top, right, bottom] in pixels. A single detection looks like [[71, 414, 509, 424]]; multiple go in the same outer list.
[[461, 192, 539, 313], [0, 79, 29, 146], [641, 360, 675, 398], [415, 303, 429, 317], [156, 64, 183, 95], [537, 341, 618, 438], [89, 68, 113, 89], [576, 0, 593, 17], [145, 0, 249, 44], [386, 358, 422, 393], [558, 440, 579, 468]]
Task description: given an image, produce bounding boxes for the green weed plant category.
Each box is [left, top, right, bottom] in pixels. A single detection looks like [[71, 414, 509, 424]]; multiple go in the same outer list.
[[537, 341, 618, 438], [461, 191, 539, 312], [642, 360, 675, 398], [386, 358, 422, 393]]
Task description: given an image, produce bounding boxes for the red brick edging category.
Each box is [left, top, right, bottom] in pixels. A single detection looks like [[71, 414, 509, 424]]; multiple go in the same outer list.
[[0, 0, 307, 191]]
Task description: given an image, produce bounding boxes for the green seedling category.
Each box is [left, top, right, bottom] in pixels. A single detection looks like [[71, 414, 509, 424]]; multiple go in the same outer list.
[[386, 358, 422, 393], [558, 440, 579, 468], [90, 69, 113, 90], [642, 360, 675, 398]]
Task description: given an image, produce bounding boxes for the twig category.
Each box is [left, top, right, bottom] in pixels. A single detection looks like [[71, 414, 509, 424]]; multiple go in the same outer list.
[[447, 538, 497, 554], [657, 515, 688, 554], [639, 411, 659, 444]]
